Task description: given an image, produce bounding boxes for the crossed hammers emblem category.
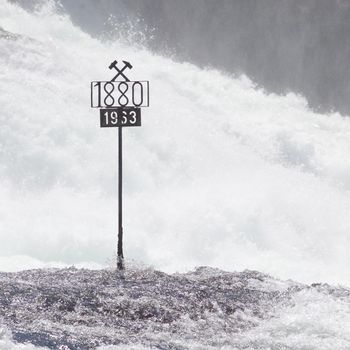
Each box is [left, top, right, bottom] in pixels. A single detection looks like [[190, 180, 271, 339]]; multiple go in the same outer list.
[[109, 60, 133, 82]]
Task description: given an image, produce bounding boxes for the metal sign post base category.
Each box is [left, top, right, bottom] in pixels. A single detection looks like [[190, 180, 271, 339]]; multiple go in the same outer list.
[[117, 255, 124, 270]]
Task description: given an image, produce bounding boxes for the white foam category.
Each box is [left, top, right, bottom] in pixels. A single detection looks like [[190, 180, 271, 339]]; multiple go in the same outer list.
[[236, 288, 350, 349], [0, 0, 350, 286]]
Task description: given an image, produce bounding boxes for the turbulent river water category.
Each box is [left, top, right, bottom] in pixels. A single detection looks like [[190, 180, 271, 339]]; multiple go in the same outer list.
[[1, 267, 350, 350], [1, 1, 350, 348]]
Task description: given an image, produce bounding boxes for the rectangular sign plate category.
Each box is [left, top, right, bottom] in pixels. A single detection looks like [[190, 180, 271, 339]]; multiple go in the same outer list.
[[100, 108, 141, 127], [91, 81, 149, 108]]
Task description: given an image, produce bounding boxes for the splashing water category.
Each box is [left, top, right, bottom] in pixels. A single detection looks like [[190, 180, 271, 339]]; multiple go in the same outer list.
[[1, 0, 350, 288], [1, 267, 350, 350]]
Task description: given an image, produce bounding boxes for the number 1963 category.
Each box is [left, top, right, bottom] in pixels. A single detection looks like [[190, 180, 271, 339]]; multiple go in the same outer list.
[[100, 108, 141, 128]]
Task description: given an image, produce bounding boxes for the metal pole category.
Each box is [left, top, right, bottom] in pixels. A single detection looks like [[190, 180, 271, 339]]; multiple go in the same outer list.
[[117, 125, 124, 270]]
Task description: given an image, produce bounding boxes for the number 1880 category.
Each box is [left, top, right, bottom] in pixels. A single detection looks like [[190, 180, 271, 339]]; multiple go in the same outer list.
[[91, 81, 149, 108]]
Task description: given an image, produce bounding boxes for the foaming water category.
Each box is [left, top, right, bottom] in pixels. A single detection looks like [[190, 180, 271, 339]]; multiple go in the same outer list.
[[1, 0, 350, 285]]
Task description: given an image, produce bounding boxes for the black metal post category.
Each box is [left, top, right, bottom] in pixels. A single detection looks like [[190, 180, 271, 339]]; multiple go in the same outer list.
[[117, 125, 124, 270]]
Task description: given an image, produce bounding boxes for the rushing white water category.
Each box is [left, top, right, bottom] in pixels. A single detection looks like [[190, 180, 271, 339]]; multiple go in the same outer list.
[[1, 0, 350, 287]]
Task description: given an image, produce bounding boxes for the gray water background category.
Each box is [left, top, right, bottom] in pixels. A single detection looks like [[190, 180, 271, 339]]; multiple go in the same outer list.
[[12, 0, 350, 116]]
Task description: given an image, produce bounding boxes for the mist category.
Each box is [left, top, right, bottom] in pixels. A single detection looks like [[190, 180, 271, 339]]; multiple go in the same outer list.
[[1, 0, 350, 284], [12, 0, 350, 116]]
